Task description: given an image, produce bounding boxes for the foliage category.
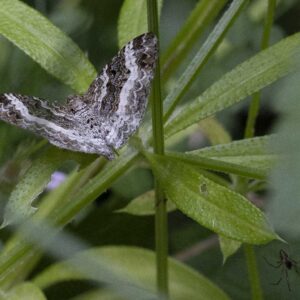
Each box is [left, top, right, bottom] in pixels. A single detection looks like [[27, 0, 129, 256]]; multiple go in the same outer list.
[[0, 0, 299, 299]]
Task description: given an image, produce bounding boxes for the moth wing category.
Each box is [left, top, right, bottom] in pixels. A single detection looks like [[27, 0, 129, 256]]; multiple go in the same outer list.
[[84, 32, 158, 150], [0, 92, 73, 128], [0, 33, 158, 159], [0, 93, 112, 157]]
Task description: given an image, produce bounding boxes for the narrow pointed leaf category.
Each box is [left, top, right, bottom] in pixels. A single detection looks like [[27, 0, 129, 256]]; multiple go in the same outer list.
[[0, 0, 96, 93], [33, 246, 230, 300], [166, 152, 267, 179], [163, 0, 248, 120], [117, 190, 176, 215], [147, 154, 277, 244], [198, 117, 231, 145], [165, 33, 300, 138], [54, 148, 138, 226], [0, 150, 138, 289], [7, 221, 159, 300], [193, 135, 274, 157], [187, 135, 277, 172], [161, 0, 227, 81], [219, 236, 241, 263]]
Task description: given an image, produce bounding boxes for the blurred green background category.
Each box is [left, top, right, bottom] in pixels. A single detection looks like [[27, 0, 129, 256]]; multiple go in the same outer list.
[[1, 0, 300, 299]]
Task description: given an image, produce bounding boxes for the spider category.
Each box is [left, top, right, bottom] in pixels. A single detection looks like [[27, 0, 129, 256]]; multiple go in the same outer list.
[[264, 249, 299, 291]]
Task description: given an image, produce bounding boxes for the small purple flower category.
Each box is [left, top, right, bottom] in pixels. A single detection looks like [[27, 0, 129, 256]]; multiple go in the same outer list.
[[46, 171, 66, 191]]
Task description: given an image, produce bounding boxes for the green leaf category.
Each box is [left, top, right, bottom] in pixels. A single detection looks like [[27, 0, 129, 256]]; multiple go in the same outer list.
[[34, 168, 88, 220], [3, 282, 46, 300], [53, 147, 138, 226], [33, 246, 230, 300], [0, 0, 96, 93], [161, 0, 227, 81], [5, 218, 158, 300], [165, 33, 300, 138], [1, 147, 89, 227], [219, 236, 241, 263], [116, 190, 176, 216], [0, 163, 101, 288], [118, 0, 163, 48], [163, 0, 248, 121], [198, 117, 231, 145], [0, 149, 138, 289], [166, 152, 268, 180], [147, 154, 277, 244], [188, 135, 277, 173]]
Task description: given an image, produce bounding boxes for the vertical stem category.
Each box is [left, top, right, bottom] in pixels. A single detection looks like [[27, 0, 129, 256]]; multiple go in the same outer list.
[[154, 183, 168, 295], [242, 1, 276, 299], [244, 0, 276, 138], [244, 245, 263, 300], [147, 0, 168, 296]]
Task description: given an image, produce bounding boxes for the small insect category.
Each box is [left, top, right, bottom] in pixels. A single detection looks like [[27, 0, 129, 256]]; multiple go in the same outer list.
[[264, 249, 300, 291], [0, 33, 158, 160]]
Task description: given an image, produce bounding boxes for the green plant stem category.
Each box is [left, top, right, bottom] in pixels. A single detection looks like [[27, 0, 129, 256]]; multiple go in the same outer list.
[[163, 0, 247, 122], [242, 1, 276, 299], [161, 0, 226, 82], [244, 0, 276, 138], [244, 245, 263, 300], [236, 179, 263, 300], [147, 0, 168, 296]]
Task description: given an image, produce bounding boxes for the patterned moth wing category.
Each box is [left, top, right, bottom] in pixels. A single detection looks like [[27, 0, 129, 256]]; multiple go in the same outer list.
[[0, 32, 158, 159]]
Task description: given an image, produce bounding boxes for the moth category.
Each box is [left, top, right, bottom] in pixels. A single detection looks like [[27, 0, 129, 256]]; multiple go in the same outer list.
[[0, 33, 158, 160]]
